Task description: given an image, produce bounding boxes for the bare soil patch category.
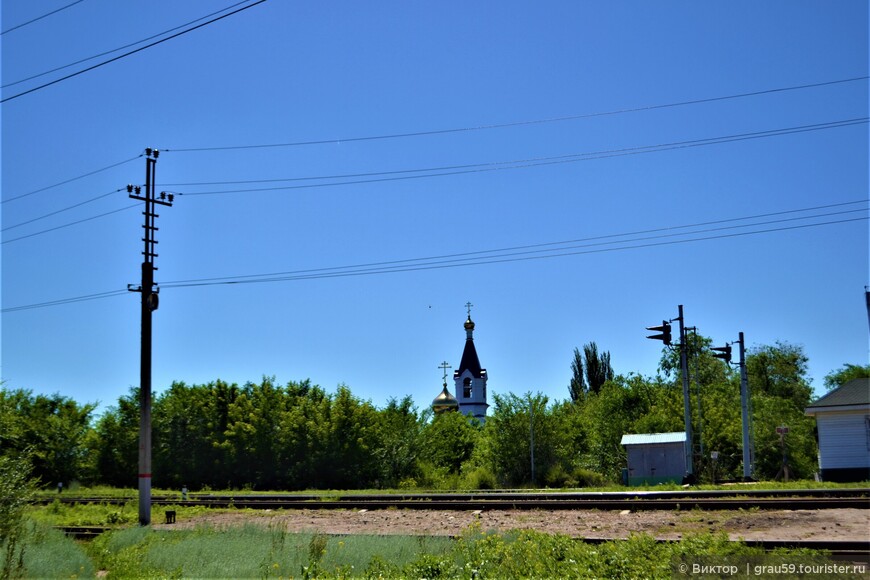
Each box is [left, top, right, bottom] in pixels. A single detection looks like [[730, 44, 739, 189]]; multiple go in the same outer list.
[[155, 508, 869, 542]]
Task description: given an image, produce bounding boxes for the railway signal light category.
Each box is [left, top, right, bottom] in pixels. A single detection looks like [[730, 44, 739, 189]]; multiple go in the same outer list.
[[711, 344, 732, 363], [646, 321, 672, 345]]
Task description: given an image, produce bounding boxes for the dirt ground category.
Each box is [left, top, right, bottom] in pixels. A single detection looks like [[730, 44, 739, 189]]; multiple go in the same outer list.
[[155, 508, 869, 542]]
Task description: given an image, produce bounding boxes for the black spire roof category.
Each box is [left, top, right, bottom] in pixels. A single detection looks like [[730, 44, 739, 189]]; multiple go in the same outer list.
[[454, 316, 486, 379]]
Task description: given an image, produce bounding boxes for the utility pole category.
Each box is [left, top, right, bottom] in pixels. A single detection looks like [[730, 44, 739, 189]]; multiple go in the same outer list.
[[528, 393, 536, 486], [127, 148, 173, 526], [736, 332, 753, 480], [645, 306, 692, 478], [677, 305, 694, 479]]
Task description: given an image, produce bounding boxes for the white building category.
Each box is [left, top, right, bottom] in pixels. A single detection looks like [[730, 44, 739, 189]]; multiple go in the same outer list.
[[805, 378, 870, 482]]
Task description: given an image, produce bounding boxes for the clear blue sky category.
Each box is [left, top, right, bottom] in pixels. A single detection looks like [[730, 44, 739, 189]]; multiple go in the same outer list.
[[2, 1, 868, 418]]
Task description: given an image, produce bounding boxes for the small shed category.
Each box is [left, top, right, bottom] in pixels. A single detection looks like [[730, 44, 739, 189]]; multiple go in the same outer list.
[[805, 378, 870, 482], [621, 431, 687, 485]]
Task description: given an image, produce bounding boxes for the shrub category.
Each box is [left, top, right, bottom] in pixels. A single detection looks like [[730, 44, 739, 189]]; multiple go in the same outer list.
[[463, 466, 498, 490], [544, 464, 573, 488], [572, 467, 609, 487]]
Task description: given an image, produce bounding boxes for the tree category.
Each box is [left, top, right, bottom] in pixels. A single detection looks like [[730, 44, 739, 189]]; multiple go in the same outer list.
[[568, 348, 585, 402], [90, 389, 139, 488], [420, 409, 480, 475], [373, 396, 423, 488], [746, 342, 812, 409], [568, 342, 614, 400], [583, 342, 614, 395], [485, 392, 568, 486], [0, 455, 35, 579], [823, 364, 870, 391], [0, 388, 96, 487]]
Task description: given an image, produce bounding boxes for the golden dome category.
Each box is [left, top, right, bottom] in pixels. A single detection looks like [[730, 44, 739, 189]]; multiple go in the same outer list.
[[432, 383, 459, 413], [464, 316, 475, 331]]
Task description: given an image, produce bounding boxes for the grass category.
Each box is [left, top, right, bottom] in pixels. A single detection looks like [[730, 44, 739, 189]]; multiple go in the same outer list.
[[6, 517, 851, 579], [0, 522, 95, 579]]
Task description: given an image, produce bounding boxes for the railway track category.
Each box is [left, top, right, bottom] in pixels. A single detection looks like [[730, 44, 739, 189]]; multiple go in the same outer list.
[[51, 526, 869, 562], [40, 488, 870, 511]]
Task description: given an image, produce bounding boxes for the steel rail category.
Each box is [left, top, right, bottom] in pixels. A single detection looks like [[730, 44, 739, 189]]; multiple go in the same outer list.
[[51, 525, 870, 562]]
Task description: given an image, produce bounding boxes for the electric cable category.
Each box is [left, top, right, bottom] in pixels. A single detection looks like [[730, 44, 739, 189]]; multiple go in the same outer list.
[[1, 204, 138, 245], [6, 201, 863, 313], [1, 0, 87, 36], [4, 119, 866, 246], [1, 0, 268, 104], [159, 209, 869, 287], [164, 76, 869, 153], [2, 155, 141, 205], [161, 200, 869, 284], [173, 118, 868, 196], [2, 188, 123, 232], [2, 0, 255, 89]]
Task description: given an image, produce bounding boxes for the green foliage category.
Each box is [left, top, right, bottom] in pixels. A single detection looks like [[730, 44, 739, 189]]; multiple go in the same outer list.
[[0, 522, 94, 580], [746, 342, 813, 409], [420, 409, 480, 474], [7, 336, 827, 492], [461, 465, 498, 490], [0, 455, 35, 580], [90, 387, 139, 488], [568, 342, 615, 401], [0, 388, 96, 487], [486, 392, 568, 486], [823, 363, 870, 390]]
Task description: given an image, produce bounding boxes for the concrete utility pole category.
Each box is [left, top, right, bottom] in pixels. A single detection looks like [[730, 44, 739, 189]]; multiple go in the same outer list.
[[127, 148, 173, 526]]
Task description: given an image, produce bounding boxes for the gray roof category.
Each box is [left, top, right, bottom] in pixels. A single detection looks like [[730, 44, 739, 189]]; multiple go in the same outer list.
[[621, 432, 686, 446], [807, 378, 870, 409]]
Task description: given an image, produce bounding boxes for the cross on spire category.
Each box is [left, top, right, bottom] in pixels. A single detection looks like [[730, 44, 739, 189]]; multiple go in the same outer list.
[[438, 361, 452, 384], [465, 301, 473, 317]]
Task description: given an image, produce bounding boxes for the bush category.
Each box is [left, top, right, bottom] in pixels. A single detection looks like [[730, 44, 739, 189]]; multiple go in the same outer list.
[[544, 465, 573, 488], [572, 467, 608, 487], [463, 466, 498, 490]]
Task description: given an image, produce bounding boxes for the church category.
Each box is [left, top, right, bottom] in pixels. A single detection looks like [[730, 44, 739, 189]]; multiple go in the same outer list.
[[431, 304, 489, 422]]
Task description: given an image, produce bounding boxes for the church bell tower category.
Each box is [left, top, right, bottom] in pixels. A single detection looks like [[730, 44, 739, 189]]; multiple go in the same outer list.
[[454, 302, 488, 422]]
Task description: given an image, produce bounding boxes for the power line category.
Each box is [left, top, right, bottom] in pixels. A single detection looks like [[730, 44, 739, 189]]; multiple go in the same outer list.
[[2, 0, 255, 89], [1, 0, 87, 36], [173, 118, 868, 196], [1, 289, 129, 313], [162, 217, 867, 288], [2, 204, 138, 245], [5, 119, 865, 246], [159, 208, 869, 287], [164, 75, 869, 153], [2, 188, 122, 232], [1, 0, 269, 104], [6, 201, 864, 312], [2, 155, 141, 205], [162, 200, 869, 285]]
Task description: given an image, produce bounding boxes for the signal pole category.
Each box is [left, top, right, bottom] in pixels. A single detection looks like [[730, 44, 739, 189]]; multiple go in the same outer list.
[[646, 306, 693, 478], [677, 305, 694, 478], [736, 332, 753, 480], [127, 148, 173, 526]]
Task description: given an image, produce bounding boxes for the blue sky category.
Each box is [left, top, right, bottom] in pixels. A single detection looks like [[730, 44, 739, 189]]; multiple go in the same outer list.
[[2, 1, 868, 418]]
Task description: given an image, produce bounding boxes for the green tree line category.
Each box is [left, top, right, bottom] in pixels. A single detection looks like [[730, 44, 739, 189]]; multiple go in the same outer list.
[[1, 344, 866, 491]]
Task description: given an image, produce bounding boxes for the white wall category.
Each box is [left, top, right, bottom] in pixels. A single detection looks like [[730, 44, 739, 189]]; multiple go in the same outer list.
[[816, 411, 870, 470]]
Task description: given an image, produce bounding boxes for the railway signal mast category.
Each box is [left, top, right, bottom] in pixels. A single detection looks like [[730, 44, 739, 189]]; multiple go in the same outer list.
[[127, 148, 173, 526], [646, 305, 693, 479]]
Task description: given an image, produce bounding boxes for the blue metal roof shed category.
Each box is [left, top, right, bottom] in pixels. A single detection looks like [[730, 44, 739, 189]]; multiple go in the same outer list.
[[621, 431, 688, 486]]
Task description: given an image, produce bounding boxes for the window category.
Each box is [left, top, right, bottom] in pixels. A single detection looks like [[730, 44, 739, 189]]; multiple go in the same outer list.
[[463, 377, 472, 399]]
